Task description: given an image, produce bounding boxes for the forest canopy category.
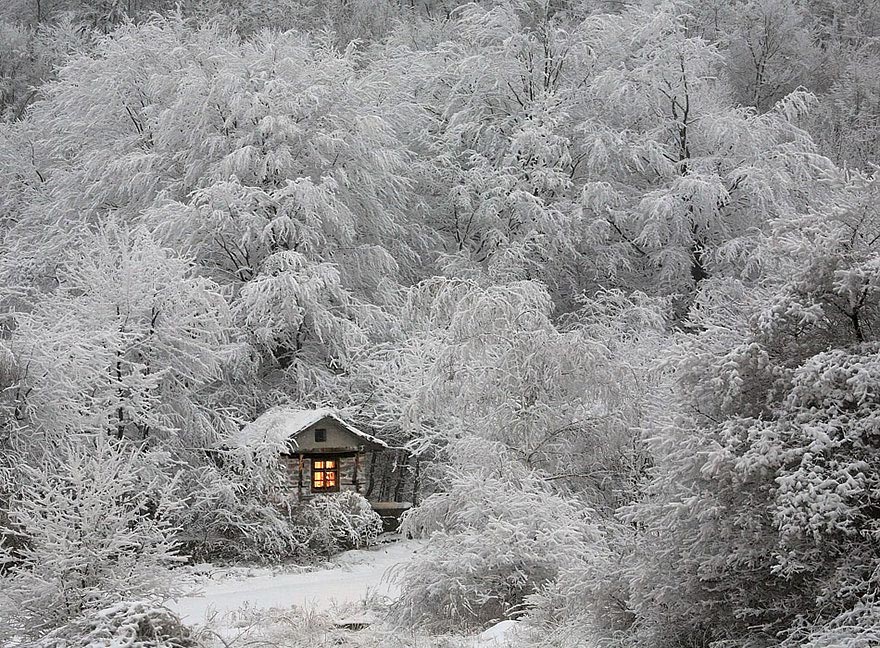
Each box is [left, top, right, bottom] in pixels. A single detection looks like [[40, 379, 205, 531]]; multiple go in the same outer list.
[[0, 1, 879, 647]]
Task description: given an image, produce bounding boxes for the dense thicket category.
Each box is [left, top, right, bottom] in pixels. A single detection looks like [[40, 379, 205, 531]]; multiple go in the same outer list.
[[1, 1, 878, 646]]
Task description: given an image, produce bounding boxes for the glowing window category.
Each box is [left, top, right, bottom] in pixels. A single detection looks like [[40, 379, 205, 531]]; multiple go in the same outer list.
[[311, 458, 339, 492]]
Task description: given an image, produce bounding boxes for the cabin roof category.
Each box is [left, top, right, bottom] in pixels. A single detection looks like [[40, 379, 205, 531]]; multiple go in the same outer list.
[[237, 407, 388, 449]]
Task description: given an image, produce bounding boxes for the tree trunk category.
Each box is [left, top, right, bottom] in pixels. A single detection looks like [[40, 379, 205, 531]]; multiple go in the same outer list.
[[365, 451, 377, 499], [393, 451, 408, 502], [411, 456, 421, 506]]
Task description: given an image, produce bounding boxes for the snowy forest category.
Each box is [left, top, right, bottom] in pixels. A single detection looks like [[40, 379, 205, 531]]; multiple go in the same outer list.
[[0, 0, 878, 646]]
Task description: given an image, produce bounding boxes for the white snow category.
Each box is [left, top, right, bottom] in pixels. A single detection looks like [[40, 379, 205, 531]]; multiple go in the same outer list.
[[168, 540, 522, 647], [235, 406, 388, 448], [474, 620, 519, 646], [169, 540, 420, 625]]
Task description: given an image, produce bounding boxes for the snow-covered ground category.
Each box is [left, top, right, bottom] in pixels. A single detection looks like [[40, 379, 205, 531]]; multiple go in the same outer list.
[[168, 539, 519, 647], [170, 539, 422, 625]]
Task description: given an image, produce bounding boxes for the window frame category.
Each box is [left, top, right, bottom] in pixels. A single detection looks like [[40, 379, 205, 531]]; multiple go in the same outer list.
[[311, 457, 340, 493], [314, 427, 327, 443]]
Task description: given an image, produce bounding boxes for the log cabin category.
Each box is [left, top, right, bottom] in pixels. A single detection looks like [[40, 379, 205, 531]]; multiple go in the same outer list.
[[241, 407, 388, 499]]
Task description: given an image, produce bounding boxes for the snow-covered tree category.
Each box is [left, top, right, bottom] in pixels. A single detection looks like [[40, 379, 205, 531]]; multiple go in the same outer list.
[[619, 169, 880, 648], [809, 46, 880, 169], [1, 17, 419, 409], [0, 437, 183, 641], [374, 0, 834, 309], [358, 276, 665, 511], [6, 225, 232, 446], [172, 436, 305, 562], [573, 2, 833, 299], [0, 0, 176, 27], [375, 1, 598, 303], [691, 0, 820, 112]]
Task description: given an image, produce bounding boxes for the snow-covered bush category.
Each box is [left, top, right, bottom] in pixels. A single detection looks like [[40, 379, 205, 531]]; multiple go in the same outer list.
[[173, 441, 305, 563], [192, 601, 474, 648], [790, 601, 880, 648], [0, 438, 183, 640], [392, 453, 602, 633], [36, 601, 194, 648], [296, 491, 382, 557], [518, 519, 637, 641]]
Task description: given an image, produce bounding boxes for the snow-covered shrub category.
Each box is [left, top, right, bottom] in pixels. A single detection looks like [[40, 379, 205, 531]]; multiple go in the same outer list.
[[518, 519, 637, 639], [392, 456, 601, 633], [789, 600, 880, 648], [173, 441, 305, 563], [192, 601, 474, 648], [0, 438, 183, 640], [36, 601, 194, 648], [296, 491, 382, 557]]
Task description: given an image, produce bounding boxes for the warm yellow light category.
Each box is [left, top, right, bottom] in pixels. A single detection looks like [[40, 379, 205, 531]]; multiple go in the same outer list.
[[311, 457, 340, 491]]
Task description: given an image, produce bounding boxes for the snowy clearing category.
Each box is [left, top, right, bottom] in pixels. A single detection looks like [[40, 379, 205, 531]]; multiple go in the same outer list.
[[167, 539, 523, 647], [169, 539, 422, 625]]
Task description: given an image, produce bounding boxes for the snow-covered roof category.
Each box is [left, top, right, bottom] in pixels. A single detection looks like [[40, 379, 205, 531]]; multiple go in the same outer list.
[[237, 407, 388, 449]]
